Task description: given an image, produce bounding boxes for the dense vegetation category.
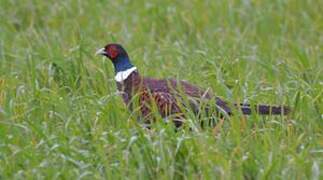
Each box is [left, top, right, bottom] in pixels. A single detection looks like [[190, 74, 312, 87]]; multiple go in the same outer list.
[[0, 0, 322, 179]]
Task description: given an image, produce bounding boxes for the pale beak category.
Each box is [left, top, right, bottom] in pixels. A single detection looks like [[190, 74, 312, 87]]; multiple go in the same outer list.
[[95, 48, 106, 56]]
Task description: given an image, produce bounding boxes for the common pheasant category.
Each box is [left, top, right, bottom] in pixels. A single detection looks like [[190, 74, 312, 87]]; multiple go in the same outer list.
[[96, 43, 290, 127]]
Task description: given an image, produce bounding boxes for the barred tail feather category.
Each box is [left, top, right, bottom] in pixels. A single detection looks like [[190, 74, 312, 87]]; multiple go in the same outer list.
[[238, 104, 290, 115], [215, 98, 290, 116]]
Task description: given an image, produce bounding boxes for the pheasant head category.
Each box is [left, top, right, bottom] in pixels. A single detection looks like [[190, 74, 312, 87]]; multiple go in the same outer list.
[[96, 43, 136, 82]]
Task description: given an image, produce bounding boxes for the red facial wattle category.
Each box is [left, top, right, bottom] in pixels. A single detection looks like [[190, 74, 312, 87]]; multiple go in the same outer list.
[[108, 47, 118, 59]]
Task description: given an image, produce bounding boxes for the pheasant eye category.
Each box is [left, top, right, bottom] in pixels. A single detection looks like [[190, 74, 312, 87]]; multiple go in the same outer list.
[[108, 46, 119, 59]]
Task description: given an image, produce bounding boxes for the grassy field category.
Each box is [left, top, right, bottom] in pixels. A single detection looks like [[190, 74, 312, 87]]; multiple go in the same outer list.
[[0, 0, 322, 179]]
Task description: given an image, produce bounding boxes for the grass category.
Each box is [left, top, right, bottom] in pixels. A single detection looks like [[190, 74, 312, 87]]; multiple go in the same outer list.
[[0, 0, 322, 179]]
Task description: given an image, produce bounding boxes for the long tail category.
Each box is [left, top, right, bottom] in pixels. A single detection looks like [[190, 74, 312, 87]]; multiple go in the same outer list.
[[215, 98, 290, 115], [238, 103, 290, 115]]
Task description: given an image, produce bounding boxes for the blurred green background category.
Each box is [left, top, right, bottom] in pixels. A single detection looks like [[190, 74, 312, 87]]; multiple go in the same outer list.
[[0, 0, 322, 179]]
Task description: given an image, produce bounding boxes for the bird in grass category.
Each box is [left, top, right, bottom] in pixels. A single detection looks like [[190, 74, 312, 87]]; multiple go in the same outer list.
[[96, 43, 290, 127]]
